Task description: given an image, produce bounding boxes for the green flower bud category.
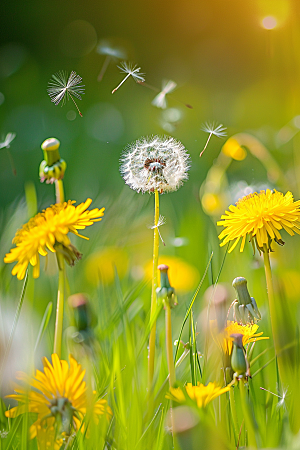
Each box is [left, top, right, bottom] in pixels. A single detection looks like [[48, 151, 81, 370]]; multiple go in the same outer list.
[[39, 138, 67, 184], [230, 333, 249, 382], [232, 277, 261, 324], [156, 264, 177, 308]]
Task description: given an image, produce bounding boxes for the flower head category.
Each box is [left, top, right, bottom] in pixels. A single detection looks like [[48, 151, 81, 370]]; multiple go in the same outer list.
[[167, 382, 230, 408], [112, 61, 145, 93], [217, 189, 300, 253], [120, 135, 190, 194], [221, 321, 268, 355], [4, 199, 105, 280], [5, 354, 111, 447], [47, 71, 85, 117]]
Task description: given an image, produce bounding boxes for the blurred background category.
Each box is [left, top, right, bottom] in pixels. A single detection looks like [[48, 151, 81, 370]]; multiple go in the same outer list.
[[1, 0, 300, 362]]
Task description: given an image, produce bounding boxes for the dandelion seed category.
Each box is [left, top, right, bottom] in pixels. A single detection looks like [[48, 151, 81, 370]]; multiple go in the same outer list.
[[112, 61, 145, 94], [0, 132, 16, 149], [0, 132, 16, 175], [199, 122, 227, 157], [260, 386, 288, 409], [148, 215, 166, 245], [120, 135, 190, 194], [152, 80, 177, 109], [96, 40, 127, 82], [47, 71, 85, 117]]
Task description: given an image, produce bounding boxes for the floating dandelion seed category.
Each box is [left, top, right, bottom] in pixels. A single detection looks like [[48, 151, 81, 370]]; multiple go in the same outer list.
[[152, 80, 177, 109], [0, 132, 16, 149], [0, 132, 17, 175], [199, 122, 227, 157], [148, 215, 166, 245], [47, 71, 85, 117], [260, 386, 288, 409], [112, 61, 145, 94], [120, 135, 190, 194], [96, 40, 127, 82]]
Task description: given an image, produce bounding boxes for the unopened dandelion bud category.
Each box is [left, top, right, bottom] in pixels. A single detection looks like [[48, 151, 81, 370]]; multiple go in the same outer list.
[[231, 333, 249, 382], [156, 264, 177, 308], [40, 138, 67, 184], [232, 277, 261, 324]]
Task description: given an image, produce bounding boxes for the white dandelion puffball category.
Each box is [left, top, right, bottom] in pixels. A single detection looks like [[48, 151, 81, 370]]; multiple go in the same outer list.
[[120, 136, 190, 194]]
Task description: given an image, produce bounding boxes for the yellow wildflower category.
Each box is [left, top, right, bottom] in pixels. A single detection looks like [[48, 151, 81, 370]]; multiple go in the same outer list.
[[167, 382, 230, 408], [220, 320, 268, 355], [5, 354, 111, 448], [4, 199, 104, 279], [217, 190, 300, 253]]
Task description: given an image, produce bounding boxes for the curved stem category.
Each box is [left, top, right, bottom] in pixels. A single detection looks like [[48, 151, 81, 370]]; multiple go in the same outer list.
[[148, 190, 160, 392], [53, 253, 65, 357]]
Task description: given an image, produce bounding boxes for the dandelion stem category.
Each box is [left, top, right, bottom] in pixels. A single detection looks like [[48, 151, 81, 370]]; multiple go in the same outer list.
[[55, 179, 65, 204], [263, 249, 284, 375], [148, 190, 160, 392], [97, 55, 111, 82], [112, 73, 131, 94], [239, 380, 258, 448], [53, 253, 65, 357], [199, 133, 212, 157], [229, 387, 239, 445], [165, 304, 176, 388]]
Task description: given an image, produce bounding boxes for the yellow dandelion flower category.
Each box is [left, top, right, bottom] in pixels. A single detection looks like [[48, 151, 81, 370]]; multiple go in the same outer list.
[[167, 382, 230, 408], [4, 199, 105, 280], [218, 320, 269, 355], [217, 189, 300, 253], [5, 354, 111, 448]]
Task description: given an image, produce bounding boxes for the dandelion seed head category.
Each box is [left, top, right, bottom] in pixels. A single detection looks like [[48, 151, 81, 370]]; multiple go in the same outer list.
[[0, 132, 16, 149], [201, 122, 227, 138], [120, 135, 190, 194]]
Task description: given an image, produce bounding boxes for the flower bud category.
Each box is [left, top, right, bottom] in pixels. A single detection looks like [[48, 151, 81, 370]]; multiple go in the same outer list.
[[232, 277, 261, 324], [156, 264, 177, 308], [39, 138, 67, 184]]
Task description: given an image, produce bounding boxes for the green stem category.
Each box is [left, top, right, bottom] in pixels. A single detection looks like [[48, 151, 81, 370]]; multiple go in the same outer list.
[[55, 179, 65, 204], [165, 304, 176, 388], [239, 381, 257, 448], [148, 190, 160, 392], [229, 387, 239, 445], [263, 250, 280, 357], [53, 253, 65, 357]]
